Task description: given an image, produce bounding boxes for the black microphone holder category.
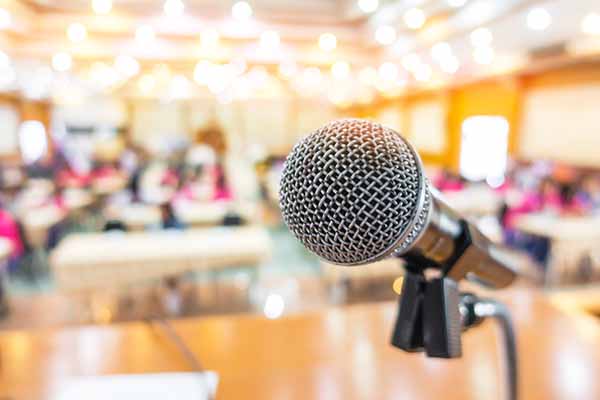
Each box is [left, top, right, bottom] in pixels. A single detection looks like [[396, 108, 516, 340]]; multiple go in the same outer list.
[[390, 266, 518, 400]]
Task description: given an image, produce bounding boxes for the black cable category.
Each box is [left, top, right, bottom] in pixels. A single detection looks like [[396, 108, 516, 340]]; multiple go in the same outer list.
[[147, 318, 214, 400], [475, 300, 518, 400]]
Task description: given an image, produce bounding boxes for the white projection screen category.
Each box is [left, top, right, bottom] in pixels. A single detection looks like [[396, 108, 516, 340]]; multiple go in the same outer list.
[[520, 84, 600, 167]]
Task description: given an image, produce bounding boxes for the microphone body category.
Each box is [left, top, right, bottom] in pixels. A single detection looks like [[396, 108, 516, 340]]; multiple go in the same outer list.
[[402, 193, 515, 288], [279, 119, 515, 288]]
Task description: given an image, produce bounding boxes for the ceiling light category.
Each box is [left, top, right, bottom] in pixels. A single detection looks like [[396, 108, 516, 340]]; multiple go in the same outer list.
[[375, 25, 397, 46], [376, 77, 406, 97], [0, 55, 14, 88], [278, 61, 297, 79], [92, 0, 112, 15], [413, 63, 432, 82], [470, 27, 493, 47], [357, 88, 375, 105], [581, 13, 600, 36], [164, 0, 185, 17], [358, 0, 379, 13], [201, 29, 220, 48], [431, 42, 452, 62], [527, 7, 551, 31], [0, 50, 9, 68], [194, 61, 214, 85], [358, 66, 378, 85], [302, 67, 322, 87], [328, 90, 352, 108], [23, 67, 52, 100], [168, 74, 191, 100], [473, 46, 494, 65], [0, 64, 15, 88], [89, 62, 119, 90], [319, 33, 337, 52], [467, 0, 493, 20], [331, 61, 350, 80], [52, 52, 72, 72], [0, 8, 11, 29], [138, 74, 156, 95], [153, 63, 171, 84], [440, 55, 460, 74], [403, 8, 426, 30], [248, 65, 268, 85], [114, 55, 140, 77], [447, 0, 467, 7], [228, 58, 247, 76], [67, 23, 87, 43], [260, 30, 280, 48], [208, 79, 228, 95], [378, 62, 399, 81], [401, 53, 421, 71], [136, 25, 155, 43], [232, 1, 253, 21]]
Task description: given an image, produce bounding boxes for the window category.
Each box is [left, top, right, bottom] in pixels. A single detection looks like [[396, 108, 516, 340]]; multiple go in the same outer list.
[[19, 120, 48, 163], [459, 116, 509, 186]]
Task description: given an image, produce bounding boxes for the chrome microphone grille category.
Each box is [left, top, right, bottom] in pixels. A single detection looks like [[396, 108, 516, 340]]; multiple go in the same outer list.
[[279, 119, 430, 265]]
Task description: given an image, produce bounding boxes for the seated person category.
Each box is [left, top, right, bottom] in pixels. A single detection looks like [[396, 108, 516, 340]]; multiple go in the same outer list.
[[213, 162, 233, 201], [0, 205, 24, 271], [432, 169, 465, 192], [102, 204, 128, 232], [159, 202, 185, 230], [103, 220, 127, 232]]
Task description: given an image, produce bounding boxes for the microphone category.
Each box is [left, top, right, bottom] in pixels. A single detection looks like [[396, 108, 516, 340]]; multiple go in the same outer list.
[[279, 119, 516, 288]]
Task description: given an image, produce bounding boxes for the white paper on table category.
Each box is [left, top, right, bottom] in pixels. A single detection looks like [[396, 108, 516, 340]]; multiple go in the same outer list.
[[52, 372, 219, 400]]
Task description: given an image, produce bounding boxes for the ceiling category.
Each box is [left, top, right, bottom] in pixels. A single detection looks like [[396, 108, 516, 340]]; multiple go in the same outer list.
[[0, 0, 599, 104]]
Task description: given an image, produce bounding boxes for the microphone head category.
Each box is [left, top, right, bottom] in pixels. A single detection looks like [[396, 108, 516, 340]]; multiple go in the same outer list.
[[279, 119, 431, 266]]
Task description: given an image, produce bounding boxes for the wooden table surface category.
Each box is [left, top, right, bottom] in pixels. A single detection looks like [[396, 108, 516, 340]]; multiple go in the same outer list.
[[1, 288, 600, 399]]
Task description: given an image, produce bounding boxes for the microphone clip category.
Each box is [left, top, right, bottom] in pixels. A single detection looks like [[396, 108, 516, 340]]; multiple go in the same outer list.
[[390, 270, 462, 358], [389, 274, 519, 399]]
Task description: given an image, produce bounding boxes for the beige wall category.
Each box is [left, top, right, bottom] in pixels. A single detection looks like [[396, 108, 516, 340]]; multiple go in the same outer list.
[[519, 83, 600, 167], [131, 97, 338, 155], [0, 105, 19, 155]]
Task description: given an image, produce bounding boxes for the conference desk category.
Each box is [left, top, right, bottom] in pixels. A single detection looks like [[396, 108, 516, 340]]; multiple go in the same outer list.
[[516, 213, 600, 284], [50, 226, 273, 290], [119, 201, 257, 230], [515, 213, 600, 240], [2, 288, 600, 399], [441, 185, 502, 217]]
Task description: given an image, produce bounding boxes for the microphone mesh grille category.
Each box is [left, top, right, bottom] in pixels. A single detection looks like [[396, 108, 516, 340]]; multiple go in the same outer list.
[[279, 119, 423, 265]]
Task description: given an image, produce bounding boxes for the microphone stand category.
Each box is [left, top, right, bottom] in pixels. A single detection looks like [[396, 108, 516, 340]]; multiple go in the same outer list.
[[390, 268, 518, 400], [460, 293, 517, 400]]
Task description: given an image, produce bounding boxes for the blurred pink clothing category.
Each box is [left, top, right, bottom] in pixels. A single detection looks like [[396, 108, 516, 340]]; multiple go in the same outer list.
[[432, 172, 464, 192], [57, 169, 91, 188], [92, 166, 120, 179], [172, 185, 196, 204], [541, 191, 562, 212], [161, 169, 179, 187], [0, 209, 23, 258], [213, 187, 233, 201], [503, 191, 543, 229]]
